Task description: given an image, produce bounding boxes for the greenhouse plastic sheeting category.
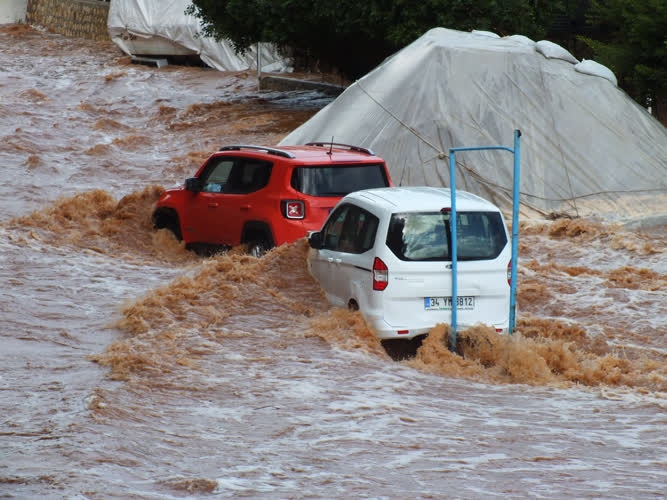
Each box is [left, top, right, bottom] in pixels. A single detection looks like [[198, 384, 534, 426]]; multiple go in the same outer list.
[[107, 0, 290, 72], [281, 28, 667, 224]]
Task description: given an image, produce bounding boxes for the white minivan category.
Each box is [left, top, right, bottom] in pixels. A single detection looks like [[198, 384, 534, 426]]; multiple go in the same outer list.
[[307, 186, 512, 343]]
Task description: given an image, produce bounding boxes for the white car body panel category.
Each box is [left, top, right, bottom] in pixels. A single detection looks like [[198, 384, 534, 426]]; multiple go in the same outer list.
[[308, 187, 512, 340]]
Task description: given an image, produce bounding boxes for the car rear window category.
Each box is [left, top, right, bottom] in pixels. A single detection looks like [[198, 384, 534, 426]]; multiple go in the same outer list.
[[291, 164, 389, 196], [386, 211, 508, 261]]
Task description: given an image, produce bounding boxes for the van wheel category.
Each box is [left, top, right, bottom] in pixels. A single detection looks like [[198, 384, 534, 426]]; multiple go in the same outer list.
[[381, 337, 424, 361]]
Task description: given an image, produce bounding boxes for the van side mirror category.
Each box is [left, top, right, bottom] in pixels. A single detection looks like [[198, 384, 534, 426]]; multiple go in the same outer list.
[[308, 231, 323, 249], [185, 177, 202, 193]]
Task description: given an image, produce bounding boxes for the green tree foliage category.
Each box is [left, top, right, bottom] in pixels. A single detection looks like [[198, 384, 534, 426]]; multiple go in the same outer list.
[[579, 0, 667, 115], [186, 0, 559, 80]]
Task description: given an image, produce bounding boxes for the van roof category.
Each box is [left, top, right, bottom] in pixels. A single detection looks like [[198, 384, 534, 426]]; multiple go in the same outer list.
[[345, 186, 502, 213]]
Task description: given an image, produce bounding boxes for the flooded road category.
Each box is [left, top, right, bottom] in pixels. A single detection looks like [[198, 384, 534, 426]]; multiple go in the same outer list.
[[1, 25, 666, 498]]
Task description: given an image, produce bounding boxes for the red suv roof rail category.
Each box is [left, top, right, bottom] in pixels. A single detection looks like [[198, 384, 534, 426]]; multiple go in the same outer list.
[[218, 144, 296, 159], [306, 142, 375, 156]]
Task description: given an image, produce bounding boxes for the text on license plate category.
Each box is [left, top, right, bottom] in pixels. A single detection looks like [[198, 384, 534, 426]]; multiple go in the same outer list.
[[424, 296, 476, 310]]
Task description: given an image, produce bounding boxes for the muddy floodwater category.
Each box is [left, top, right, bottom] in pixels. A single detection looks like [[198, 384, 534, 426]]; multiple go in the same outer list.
[[1, 25, 666, 499]]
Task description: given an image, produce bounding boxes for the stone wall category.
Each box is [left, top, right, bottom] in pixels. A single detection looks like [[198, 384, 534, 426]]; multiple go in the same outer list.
[[26, 0, 109, 41]]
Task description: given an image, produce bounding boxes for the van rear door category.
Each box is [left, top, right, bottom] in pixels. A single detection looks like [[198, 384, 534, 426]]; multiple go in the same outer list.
[[381, 211, 511, 331]]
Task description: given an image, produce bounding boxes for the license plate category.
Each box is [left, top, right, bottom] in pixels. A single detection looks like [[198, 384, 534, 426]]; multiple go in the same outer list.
[[424, 296, 476, 311]]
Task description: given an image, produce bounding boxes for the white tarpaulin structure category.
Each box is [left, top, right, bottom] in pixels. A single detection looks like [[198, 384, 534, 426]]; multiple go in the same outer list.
[[107, 0, 291, 72], [0, 0, 28, 24], [281, 28, 667, 224]]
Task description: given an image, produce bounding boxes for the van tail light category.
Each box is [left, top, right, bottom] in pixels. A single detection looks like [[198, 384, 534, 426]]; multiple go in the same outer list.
[[281, 200, 305, 219], [373, 257, 388, 291], [507, 259, 512, 286]]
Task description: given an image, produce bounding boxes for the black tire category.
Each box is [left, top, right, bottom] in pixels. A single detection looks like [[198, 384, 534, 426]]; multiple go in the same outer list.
[[242, 222, 274, 258], [186, 242, 227, 257], [247, 239, 270, 258], [152, 208, 182, 241], [381, 336, 425, 361]]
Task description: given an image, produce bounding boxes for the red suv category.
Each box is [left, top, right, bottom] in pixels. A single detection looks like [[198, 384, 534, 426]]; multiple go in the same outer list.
[[152, 143, 393, 255]]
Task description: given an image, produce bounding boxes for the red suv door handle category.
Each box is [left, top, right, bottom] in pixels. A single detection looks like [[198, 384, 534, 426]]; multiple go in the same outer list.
[[241, 204, 251, 210], [208, 202, 219, 208]]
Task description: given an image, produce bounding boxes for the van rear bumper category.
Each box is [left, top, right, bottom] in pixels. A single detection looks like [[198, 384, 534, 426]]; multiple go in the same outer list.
[[367, 317, 509, 340]]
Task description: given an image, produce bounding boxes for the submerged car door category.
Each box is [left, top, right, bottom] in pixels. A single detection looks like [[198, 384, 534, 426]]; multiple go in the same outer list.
[[309, 205, 348, 307], [311, 203, 378, 307], [183, 156, 236, 244], [215, 159, 273, 247]]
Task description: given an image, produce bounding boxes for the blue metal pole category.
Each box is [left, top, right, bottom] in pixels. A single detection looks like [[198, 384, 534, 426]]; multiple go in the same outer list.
[[447, 133, 522, 348], [449, 152, 458, 352], [509, 130, 521, 334]]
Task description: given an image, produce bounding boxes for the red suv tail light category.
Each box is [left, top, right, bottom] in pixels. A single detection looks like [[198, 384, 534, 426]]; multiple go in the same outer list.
[[281, 200, 305, 219], [373, 257, 388, 291]]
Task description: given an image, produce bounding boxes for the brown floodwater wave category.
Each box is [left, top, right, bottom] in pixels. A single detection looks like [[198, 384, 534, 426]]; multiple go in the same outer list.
[[521, 260, 665, 292], [93, 251, 666, 391], [7, 186, 195, 263], [410, 322, 665, 390], [5, 191, 666, 394], [522, 218, 663, 256], [89, 240, 330, 382]]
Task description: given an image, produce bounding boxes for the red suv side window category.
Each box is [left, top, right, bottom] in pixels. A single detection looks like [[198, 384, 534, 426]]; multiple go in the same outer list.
[[224, 160, 273, 194], [199, 157, 273, 195]]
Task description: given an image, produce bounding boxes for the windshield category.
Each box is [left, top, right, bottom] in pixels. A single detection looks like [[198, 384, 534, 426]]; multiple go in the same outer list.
[[291, 164, 389, 196], [386, 211, 508, 261]]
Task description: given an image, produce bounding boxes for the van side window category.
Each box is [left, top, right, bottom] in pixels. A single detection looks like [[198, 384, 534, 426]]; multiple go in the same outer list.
[[321, 204, 378, 253], [357, 212, 379, 252], [321, 205, 348, 249]]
